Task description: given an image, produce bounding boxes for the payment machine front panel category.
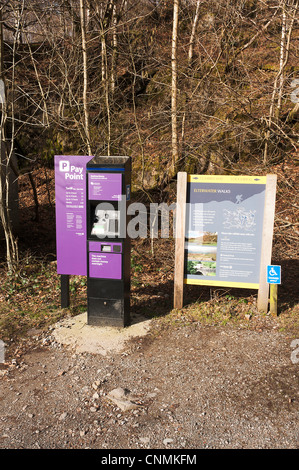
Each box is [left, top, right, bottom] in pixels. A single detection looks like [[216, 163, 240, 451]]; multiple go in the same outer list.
[[86, 156, 131, 327]]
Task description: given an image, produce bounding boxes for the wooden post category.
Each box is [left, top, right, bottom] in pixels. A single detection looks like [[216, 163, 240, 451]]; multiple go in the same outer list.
[[257, 174, 277, 313], [270, 284, 278, 315], [174, 172, 187, 309]]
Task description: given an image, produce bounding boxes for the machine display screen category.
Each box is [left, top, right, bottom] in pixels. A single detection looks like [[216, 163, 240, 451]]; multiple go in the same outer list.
[[101, 245, 112, 252]]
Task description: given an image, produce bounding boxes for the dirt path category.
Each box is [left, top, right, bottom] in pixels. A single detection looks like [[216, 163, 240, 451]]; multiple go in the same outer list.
[[0, 317, 298, 450]]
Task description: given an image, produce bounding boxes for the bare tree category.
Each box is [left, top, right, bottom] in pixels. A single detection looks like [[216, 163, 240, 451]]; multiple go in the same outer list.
[[188, 0, 201, 67], [171, 0, 179, 177], [111, 1, 118, 96], [0, 5, 19, 271], [263, 0, 299, 163], [79, 0, 92, 155]]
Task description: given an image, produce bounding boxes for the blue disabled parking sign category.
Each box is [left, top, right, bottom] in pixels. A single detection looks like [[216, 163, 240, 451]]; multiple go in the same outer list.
[[267, 265, 281, 284]]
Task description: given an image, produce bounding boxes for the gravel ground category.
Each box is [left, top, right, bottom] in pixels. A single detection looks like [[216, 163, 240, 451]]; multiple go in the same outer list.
[[0, 320, 298, 450]]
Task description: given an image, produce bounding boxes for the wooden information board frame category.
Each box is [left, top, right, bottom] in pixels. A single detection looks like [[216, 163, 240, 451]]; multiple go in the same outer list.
[[174, 172, 277, 312]]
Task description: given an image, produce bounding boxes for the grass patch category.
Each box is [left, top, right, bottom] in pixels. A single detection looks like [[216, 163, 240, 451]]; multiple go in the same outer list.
[[0, 245, 298, 345], [153, 294, 299, 337], [0, 253, 87, 343]]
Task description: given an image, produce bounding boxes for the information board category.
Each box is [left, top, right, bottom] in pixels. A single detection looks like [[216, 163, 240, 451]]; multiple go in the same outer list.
[[55, 155, 93, 275], [185, 175, 267, 288], [174, 173, 277, 313]]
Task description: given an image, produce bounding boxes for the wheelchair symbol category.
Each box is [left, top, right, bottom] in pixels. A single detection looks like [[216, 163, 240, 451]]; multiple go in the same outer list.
[[269, 267, 277, 276], [267, 265, 281, 284]]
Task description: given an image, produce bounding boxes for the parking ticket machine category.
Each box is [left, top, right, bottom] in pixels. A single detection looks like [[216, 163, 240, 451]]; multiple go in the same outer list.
[[86, 156, 131, 327]]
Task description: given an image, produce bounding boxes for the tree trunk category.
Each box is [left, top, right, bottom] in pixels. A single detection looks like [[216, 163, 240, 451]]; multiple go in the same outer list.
[[264, 0, 298, 163], [101, 23, 111, 156], [188, 0, 201, 67], [111, 1, 118, 96], [0, 8, 19, 272], [79, 0, 92, 155], [171, 0, 179, 177]]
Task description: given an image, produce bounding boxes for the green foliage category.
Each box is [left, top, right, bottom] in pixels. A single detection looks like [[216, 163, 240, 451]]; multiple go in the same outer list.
[[186, 260, 198, 275], [131, 253, 143, 274], [41, 134, 64, 167]]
